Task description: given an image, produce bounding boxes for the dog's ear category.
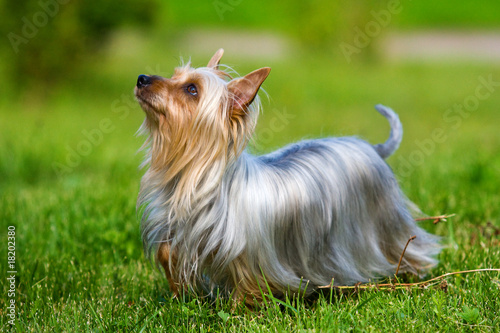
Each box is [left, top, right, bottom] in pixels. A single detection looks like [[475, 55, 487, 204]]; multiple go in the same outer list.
[[228, 67, 271, 112], [208, 48, 224, 69]]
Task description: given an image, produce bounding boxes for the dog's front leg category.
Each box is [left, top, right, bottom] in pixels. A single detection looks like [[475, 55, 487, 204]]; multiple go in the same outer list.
[[157, 242, 181, 297]]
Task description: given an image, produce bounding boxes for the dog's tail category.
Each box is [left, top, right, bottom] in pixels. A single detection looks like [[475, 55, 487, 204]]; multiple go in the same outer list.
[[373, 104, 403, 159]]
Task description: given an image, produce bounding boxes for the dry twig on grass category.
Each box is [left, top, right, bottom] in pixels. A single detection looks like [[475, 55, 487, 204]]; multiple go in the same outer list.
[[395, 235, 416, 276], [320, 214, 499, 293], [319, 268, 500, 291], [415, 214, 456, 224]]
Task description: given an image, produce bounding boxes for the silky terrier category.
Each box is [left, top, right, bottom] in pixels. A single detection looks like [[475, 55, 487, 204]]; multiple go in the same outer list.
[[134, 49, 440, 304]]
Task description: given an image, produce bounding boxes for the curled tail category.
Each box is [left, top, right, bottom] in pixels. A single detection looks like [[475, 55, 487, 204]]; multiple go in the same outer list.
[[373, 104, 403, 159]]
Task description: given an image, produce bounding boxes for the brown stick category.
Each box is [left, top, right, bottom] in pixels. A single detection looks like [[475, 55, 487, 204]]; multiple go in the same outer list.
[[319, 268, 500, 290], [415, 214, 456, 224], [395, 235, 416, 276]]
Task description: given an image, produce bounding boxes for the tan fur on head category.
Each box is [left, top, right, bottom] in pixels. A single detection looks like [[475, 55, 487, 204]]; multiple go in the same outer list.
[[135, 51, 269, 219]]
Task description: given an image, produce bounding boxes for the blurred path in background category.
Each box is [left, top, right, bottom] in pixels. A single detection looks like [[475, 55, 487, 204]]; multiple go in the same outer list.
[[383, 31, 500, 62], [182, 29, 500, 62], [181, 29, 293, 60]]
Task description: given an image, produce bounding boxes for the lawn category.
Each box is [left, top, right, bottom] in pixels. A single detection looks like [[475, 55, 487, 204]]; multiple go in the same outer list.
[[1, 32, 499, 331]]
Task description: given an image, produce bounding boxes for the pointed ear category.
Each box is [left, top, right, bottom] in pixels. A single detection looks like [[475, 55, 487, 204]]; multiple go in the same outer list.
[[227, 67, 271, 111], [207, 48, 224, 69]]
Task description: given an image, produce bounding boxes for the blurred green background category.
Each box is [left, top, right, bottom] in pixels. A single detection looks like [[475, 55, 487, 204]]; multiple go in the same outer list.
[[1, 0, 500, 330]]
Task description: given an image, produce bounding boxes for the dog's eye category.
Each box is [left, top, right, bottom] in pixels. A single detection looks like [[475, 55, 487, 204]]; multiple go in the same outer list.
[[185, 84, 198, 96]]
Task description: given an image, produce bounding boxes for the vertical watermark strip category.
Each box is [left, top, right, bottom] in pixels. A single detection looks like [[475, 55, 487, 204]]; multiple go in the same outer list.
[[6, 226, 17, 326]]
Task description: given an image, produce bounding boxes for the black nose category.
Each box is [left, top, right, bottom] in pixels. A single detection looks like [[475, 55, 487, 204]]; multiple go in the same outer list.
[[137, 74, 152, 88]]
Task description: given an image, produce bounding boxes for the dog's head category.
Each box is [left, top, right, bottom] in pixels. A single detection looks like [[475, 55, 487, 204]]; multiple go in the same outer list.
[[135, 49, 270, 167], [135, 50, 270, 211]]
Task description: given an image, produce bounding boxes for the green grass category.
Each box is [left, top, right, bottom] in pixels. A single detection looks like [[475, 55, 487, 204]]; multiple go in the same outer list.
[[1, 34, 500, 331]]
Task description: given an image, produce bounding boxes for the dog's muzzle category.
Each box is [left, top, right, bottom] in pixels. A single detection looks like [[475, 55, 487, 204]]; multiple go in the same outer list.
[[137, 74, 152, 88]]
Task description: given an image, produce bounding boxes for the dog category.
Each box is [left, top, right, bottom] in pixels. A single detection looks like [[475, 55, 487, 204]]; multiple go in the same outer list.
[[134, 49, 440, 304]]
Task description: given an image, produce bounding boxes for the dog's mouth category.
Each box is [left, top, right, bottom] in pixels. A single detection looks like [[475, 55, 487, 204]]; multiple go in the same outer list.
[[134, 79, 161, 110], [135, 88, 154, 110], [135, 74, 167, 116], [135, 74, 154, 106], [134, 88, 170, 128]]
